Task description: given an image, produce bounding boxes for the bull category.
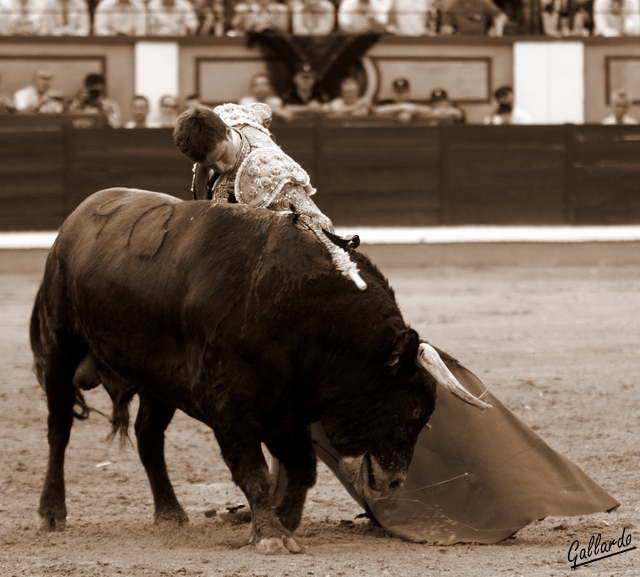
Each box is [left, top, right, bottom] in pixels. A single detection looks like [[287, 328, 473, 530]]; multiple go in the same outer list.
[[31, 188, 488, 554]]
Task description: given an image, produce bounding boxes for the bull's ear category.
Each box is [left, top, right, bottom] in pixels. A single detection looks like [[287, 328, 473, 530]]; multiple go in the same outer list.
[[387, 328, 420, 375]]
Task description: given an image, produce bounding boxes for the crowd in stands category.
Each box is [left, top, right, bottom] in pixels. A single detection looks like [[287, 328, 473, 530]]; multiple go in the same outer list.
[[0, 0, 638, 37], [0, 65, 636, 126]]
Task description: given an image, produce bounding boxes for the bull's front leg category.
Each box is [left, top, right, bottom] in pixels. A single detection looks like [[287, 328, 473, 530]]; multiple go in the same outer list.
[[213, 422, 302, 554], [266, 428, 317, 532]]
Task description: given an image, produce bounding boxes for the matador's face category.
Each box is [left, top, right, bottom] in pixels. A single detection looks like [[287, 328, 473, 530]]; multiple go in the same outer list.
[[202, 129, 239, 175]]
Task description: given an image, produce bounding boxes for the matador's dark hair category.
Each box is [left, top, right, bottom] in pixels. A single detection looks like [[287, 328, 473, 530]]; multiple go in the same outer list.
[[173, 104, 229, 163]]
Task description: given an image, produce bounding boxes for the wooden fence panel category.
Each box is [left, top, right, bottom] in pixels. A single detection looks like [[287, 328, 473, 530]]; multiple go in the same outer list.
[[314, 120, 441, 226], [0, 129, 65, 230], [570, 125, 640, 224], [65, 128, 193, 212], [441, 125, 567, 225]]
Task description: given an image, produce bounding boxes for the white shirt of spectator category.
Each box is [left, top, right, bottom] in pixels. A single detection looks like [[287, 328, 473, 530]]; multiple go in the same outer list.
[[13, 84, 58, 111], [0, 0, 45, 35], [593, 0, 640, 35], [291, 0, 336, 35], [93, 0, 146, 36], [39, 0, 90, 35], [338, 0, 393, 33], [602, 113, 639, 124], [484, 108, 533, 125], [388, 0, 430, 36], [147, 0, 199, 35]]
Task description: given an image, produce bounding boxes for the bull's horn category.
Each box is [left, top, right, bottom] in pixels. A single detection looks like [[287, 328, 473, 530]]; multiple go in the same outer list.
[[417, 343, 492, 411]]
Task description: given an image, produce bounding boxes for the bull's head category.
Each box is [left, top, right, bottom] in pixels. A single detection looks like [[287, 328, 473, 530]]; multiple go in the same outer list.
[[323, 333, 490, 500]]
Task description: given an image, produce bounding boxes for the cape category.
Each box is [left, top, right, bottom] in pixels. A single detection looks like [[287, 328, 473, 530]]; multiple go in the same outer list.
[[273, 350, 619, 544]]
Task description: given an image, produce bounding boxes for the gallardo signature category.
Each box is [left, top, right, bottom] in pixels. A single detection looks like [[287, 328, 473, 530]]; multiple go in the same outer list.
[[568, 527, 636, 569]]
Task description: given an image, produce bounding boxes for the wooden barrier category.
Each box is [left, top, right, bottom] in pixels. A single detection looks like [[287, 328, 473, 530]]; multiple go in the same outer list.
[[2, 120, 640, 230]]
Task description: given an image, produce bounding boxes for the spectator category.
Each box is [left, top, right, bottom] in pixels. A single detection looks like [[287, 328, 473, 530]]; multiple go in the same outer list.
[[326, 77, 370, 117], [2, 0, 45, 35], [147, 0, 199, 35], [184, 93, 201, 108], [283, 63, 329, 109], [13, 68, 65, 113], [39, 0, 91, 35], [337, 0, 393, 32], [239, 72, 291, 120], [602, 90, 639, 124], [291, 0, 336, 34], [427, 88, 465, 123], [593, 0, 640, 35], [373, 77, 433, 124], [440, 0, 508, 35], [93, 0, 146, 35], [484, 85, 532, 124], [541, 0, 591, 36], [191, 0, 226, 34], [69, 73, 122, 128], [230, 0, 289, 34], [387, 0, 434, 35], [124, 94, 151, 128], [0, 73, 16, 114], [149, 94, 180, 128]]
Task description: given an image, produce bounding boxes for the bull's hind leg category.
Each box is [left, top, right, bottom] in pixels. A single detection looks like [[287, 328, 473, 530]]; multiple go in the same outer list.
[[134, 394, 188, 524], [36, 341, 86, 531]]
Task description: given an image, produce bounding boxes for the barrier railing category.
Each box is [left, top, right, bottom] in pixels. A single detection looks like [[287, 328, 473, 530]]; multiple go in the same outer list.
[[2, 118, 640, 230]]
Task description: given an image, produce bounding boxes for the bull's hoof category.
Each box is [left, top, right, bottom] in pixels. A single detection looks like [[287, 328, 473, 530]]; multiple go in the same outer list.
[[38, 514, 66, 532], [251, 534, 302, 555], [154, 509, 189, 526]]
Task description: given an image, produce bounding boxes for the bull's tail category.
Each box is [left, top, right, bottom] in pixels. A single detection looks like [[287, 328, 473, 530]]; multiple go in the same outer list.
[[30, 288, 105, 423]]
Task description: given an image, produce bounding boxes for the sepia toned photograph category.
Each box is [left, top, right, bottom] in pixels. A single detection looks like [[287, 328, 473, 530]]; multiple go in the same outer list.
[[0, 9, 639, 576]]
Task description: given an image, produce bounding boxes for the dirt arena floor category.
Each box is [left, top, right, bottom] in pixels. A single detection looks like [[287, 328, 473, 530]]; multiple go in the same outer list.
[[1, 243, 638, 577]]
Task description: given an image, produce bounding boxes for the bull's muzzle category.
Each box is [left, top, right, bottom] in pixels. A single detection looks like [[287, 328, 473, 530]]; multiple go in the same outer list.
[[339, 454, 406, 499], [416, 343, 492, 410]]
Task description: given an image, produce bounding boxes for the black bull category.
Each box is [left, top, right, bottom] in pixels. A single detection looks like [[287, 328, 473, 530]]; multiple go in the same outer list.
[[31, 188, 454, 553]]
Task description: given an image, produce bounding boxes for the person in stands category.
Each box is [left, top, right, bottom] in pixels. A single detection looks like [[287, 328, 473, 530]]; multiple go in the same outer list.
[[13, 68, 65, 113], [69, 73, 122, 128], [601, 90, 639, 124]]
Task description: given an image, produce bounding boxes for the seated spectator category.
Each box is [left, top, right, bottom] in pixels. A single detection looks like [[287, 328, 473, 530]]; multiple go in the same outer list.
[[337, 0, 393, 32], [191, 0, 226, 34], [239, 72, 291, 120], [484, 85, 532, 124], [2, 0, 45, 35], [148, 94, 180, 127], [230, 0, 289, 34], [373, 77, 433, 124], [440, 0, 508, 35], [39, 0, 91, 35], [93, 0, 146, 35], [387, 0, 433, 35], [602, 90, 639, 124], [283, 63, 329, 111], [427, 88, 466, 123], [0, 73, 16, 114], [13, 68, 65, 113], [326, 77, 370, 117], [69, 73, 122, 128], [541, 0, 591, 36], [291, 0, 336, 34], [184, 93, 201, 108], [124, 94, 151, 128], [593, 0, 640, 35], [147, 0, 199, 35]]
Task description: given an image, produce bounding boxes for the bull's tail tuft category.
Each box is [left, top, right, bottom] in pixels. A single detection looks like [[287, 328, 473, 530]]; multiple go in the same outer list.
[[106, 388, 135, 448]]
